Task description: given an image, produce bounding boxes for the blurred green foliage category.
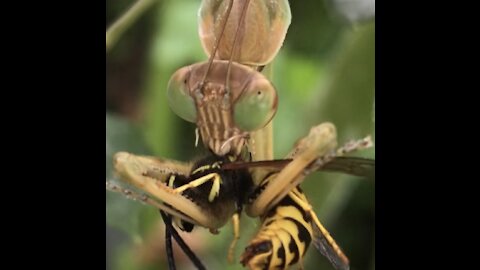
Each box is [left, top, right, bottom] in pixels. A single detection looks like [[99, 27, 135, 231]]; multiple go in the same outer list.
[[106, 0, 374, 270]]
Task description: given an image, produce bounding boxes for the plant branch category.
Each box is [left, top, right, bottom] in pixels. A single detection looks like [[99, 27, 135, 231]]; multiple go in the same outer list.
[[106, 0, 157, 52]]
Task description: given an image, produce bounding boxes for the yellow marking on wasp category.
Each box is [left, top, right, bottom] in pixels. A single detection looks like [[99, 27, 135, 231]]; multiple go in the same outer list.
[[264, 205, 311, 266], [228, 213, 241, 263], [209, 174, 221, 202], [173, 173, 222, 202], [276, 222, 297, 266], [275, 204, 312, 236], [191, 162, 222, 175], [270, 234, 284, 269]]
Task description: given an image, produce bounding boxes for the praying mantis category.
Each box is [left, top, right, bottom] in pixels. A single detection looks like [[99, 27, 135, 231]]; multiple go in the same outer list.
[[105, 1, 376, 268]]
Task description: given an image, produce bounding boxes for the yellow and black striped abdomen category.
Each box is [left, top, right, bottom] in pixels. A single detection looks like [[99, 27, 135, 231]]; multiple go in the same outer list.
[[241, 187, 314, 270]]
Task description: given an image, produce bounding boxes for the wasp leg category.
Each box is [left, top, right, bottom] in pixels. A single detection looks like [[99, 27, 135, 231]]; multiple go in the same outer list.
[[247, 123, 337, 217], [113, 152, 229, 229], [165, 226, 176, 270], [160, 210, 207, 270], [161, 210, 177, 270], [173, 173, 222, 202], [227, 212, 241, 263], [288, 190, 349, 269]]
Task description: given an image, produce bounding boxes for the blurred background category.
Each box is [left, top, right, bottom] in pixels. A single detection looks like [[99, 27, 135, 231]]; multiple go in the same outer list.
[[106, 0, 375, 269]]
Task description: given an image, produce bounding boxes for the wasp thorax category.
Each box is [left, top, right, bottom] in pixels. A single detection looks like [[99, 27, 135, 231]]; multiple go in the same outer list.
[[198, 0, 291, 66]]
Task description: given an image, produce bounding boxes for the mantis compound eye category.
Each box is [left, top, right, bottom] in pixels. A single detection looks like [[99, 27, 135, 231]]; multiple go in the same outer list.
[[233, 76, 278, 131], [167, 66, 197, 123]]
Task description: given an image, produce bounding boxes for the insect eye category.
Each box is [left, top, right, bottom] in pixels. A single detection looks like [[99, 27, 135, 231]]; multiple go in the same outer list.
[[233, 76, 278, 131], [167, 66, 197, 123]]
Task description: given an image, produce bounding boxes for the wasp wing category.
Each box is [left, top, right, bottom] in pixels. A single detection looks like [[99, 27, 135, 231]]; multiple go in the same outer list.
[[311, 221, 350, 270], [222, 156, 374, 178], [221, 159, 289, 170], [321, 156, 375, 178]]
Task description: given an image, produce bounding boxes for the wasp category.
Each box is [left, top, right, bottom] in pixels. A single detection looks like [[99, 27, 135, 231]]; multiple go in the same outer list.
[[106, 0, 374, 269]]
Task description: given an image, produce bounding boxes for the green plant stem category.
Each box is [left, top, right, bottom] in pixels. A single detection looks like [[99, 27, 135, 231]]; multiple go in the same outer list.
[[106, 0, 157, 52]]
